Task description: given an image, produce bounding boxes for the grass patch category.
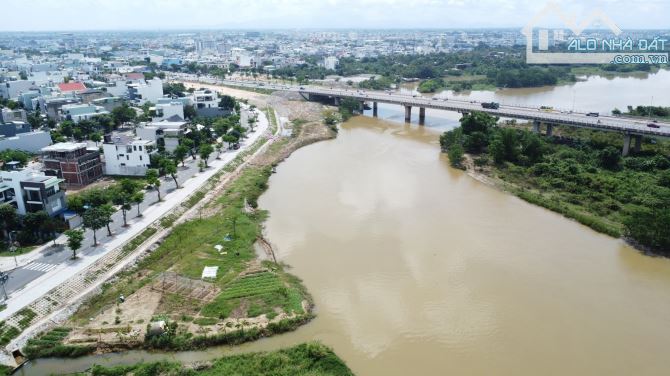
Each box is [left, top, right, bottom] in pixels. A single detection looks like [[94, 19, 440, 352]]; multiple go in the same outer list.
[[85, 342, 352, 376], [0, 246, 35, 258], [121, 227, 157, 256], [23, 327, 94, 359], [193, 317, 218, 326]]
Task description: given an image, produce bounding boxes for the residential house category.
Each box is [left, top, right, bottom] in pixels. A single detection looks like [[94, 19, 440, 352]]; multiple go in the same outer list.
[[61, 103, 109, 123], [0, 168, 66, 216], [151, 101, 184, 122], [102, 134, 156, 176], [136, 118, 188, 152], [127, 77, 164, 105], [41, 142, 103, 187]]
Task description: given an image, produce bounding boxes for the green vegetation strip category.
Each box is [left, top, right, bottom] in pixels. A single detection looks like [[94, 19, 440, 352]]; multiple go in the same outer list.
[[440, 112, 670, 254], [74, 342, 352, 376]]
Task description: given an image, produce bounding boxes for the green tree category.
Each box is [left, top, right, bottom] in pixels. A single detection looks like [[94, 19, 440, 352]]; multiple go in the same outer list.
[[64, 229, 84, 259], [218, 95, 236, 110], [131, 191, 144, 217], [183, 105, 197, 120], [0, 204, 18, 241], [198, 144, 214, 167], [111, 103, 136, 126], [173, 144, 189, 166], [181, 138, 196, 160], [448, 144, 465, 168], [146, 169, 162, 202], [112, 190, 132, 227], [599, 146, 622, 170], [83, 207, 109, 246], [101, 204, 116, 237], [161, 159, 179, 188], [460, 112, 497, 135]]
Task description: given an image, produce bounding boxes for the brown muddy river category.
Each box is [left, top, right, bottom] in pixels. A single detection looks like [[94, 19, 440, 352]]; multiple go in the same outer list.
[[22, 73, 670, 375]]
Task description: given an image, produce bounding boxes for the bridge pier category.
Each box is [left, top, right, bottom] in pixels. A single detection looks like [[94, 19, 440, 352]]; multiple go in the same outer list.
[[419, 107, 426, 125], [634, 134, 642, 153], [333, 97, 340, 106], [404, 105, 412, 123], [546, 124, 554, 137], [373, 101, 378, 117], [622, 134, 632, 156], [532, 120, 541, 133]]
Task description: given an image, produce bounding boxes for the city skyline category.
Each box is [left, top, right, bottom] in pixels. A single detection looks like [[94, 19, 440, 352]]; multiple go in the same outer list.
[[1, 0, 668, 32]]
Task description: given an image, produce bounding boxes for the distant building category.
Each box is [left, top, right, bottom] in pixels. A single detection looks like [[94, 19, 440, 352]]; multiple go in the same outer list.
[[136, 118, 188, 152], [61, 103, 109, 123], [0, 168, 66, 216], [0, 80, 36, 100], [0, 121, 31, 137], [41, 142, 103, 187], [127, 78, 164, 105], [102, 134, 156, 176], [151, 101, 184, 122], [0, 131, 52, 153], [323, 56, 339, 71], [56, 82, 87, 96], [0, 108, 27, 124]]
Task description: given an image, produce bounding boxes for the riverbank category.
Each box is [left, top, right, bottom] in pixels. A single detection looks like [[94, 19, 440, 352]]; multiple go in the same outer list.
[[63, 342, 352, 376], [17, 90, 338, 368], [443, 115, 670, 256]]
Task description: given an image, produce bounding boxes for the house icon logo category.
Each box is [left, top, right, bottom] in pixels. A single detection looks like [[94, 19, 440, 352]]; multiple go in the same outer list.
[[522, 2, 667, 64]]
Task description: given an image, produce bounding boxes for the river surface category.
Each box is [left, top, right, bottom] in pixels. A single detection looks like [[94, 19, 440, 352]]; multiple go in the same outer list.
[[22, 72, 670, 375]]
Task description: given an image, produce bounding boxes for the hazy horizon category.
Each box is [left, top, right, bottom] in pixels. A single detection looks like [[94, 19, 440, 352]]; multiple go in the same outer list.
[[1, 0, 668, 32]]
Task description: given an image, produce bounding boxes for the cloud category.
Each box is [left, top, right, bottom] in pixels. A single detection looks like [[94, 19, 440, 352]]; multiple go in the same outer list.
[[0, 0, 666, 31]]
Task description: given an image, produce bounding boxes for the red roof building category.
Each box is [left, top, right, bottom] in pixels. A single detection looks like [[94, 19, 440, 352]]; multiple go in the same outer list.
[[57, 82, 87, 93], [125, 73, 145, 81]]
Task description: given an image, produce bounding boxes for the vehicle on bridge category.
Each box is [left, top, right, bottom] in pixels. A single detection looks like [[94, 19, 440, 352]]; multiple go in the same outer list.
[[648, 123, 661, 129], [540, 105, 553, 112], [586, 112, 600, 117], [481, 102, 500, 110]]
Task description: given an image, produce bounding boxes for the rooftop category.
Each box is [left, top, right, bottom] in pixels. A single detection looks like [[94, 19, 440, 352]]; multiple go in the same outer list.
[[57, 82, 87, 93], [41, 142, 87, 153]]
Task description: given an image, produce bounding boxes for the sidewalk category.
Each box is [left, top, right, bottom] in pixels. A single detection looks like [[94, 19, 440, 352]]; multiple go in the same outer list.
[[0, 107, 269, 321]]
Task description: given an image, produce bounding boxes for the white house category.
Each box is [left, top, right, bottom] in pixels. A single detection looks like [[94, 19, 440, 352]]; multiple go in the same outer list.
[[151, 101, 184, 122], [127, 78, 164, 105], [136, 119, 188, 152], [61, 103, 109, 123], [102, 134, 157, 176], [0, 168, 66, 216], [190, 89, 218, 110]]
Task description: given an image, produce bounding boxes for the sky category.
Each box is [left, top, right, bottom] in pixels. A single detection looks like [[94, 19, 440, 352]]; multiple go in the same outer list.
[[1, 0, 668, 31]]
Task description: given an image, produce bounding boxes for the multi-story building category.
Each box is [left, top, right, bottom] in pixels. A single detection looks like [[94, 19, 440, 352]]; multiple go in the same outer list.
[[136, 119, 188, 152], [0, 168, 66, 216], [41, 142, 103, 187], [102, 134, 157, 176], [127, 77, 164, 105], [61, 103, 109, 123], [151, 101, 184, 122]]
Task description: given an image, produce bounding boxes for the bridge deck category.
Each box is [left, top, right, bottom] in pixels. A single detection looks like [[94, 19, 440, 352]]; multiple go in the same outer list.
[[175, 77, 670, 138]]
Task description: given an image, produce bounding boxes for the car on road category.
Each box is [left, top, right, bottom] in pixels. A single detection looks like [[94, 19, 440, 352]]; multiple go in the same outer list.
[[586, 112, 600, 117], [647, 123, 661, 128]]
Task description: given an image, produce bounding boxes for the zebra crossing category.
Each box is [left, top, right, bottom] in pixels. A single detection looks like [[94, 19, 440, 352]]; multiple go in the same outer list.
[[22, 262, 58, 273]]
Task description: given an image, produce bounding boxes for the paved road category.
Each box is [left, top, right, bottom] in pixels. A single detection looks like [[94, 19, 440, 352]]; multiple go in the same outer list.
[[2, 110, 256, 297]]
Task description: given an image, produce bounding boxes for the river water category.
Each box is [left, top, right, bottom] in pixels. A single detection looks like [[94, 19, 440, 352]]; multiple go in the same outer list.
[[22, 72, 670, 375]]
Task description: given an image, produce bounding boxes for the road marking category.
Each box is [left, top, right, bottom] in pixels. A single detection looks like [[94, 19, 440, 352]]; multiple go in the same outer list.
[[23, 262, 58, 273]]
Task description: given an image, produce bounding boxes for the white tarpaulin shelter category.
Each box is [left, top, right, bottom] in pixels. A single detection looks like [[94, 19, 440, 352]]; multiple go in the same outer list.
[[201, 266, 219, 279]]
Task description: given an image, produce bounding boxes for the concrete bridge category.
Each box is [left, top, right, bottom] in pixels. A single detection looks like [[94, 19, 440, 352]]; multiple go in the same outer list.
[[180, 77, 670, 156]]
